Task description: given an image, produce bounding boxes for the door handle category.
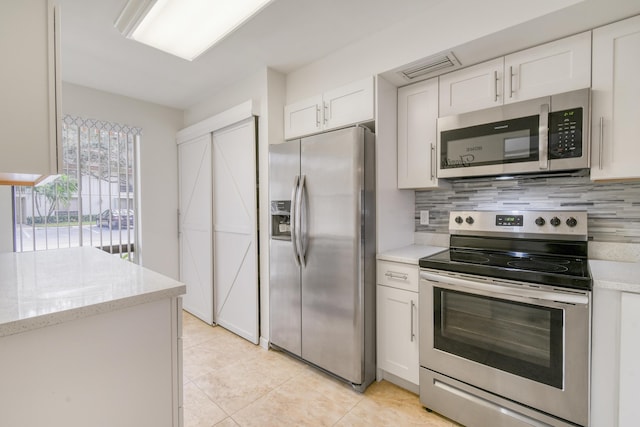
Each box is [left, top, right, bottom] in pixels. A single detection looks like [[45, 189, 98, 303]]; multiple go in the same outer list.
[[290, 175, 301, 266], [599, 117, 604, 170], [410, 300, 415, 342], [509, 66, 515, 99], [296, 174, 307, 267], [430, 143, 436, 181], [539, 103, 549, 170]]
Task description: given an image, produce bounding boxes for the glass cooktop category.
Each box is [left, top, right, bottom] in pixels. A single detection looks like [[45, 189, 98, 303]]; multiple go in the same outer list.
[[419, 248, 592, 290]]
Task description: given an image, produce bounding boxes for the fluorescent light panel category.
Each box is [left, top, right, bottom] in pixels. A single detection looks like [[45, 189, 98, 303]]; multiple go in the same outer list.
[[125, 0, 273, 61]]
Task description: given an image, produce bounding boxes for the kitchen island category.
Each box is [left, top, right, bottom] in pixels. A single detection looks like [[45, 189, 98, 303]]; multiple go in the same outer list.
[[0, 247, 186, 427]]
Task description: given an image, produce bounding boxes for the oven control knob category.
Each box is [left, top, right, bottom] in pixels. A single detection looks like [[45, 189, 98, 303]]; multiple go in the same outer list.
[[465, 216, 474, 225], [566, 217, 578, 227], [535, 217, 546, 226], [454, 216, 464, 224], [550, 216, 561, 227]]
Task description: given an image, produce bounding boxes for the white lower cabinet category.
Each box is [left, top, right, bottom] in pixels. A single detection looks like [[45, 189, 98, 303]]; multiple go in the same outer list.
[[619, 292, 640, 426], [592, 287, 640, 427], [377, 261, 419, 387]]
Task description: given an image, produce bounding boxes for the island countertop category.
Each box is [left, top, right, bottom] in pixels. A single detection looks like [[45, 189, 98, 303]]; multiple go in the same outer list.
[[0, 246, 186, 337]]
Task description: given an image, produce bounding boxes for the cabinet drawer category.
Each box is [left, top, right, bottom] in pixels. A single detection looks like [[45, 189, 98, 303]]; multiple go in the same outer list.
[[377, 260, 419, 293]]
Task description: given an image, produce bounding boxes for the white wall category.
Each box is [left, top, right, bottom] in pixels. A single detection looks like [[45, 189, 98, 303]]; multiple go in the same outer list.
[[184, 67, 286, 347], [0, 187, 13, 252], [62, 82, 184, 279]]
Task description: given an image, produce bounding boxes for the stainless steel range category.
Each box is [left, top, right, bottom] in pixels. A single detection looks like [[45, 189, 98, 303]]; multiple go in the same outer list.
[[418, 211, 592, 427]]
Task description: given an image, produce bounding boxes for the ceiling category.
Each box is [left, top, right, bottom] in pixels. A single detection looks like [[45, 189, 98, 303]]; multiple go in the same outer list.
[[58, 0, 441, 110]]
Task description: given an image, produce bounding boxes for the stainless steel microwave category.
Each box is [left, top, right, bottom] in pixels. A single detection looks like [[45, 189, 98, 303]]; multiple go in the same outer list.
[[437, 88, 590, 179]]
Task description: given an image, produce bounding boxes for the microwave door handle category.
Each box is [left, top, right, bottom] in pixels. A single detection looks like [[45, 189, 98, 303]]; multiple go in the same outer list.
[[539, 103, 549, 170]]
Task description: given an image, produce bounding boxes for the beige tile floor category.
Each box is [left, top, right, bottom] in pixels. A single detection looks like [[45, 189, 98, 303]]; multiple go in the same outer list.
[[182, 311, 460, 426]]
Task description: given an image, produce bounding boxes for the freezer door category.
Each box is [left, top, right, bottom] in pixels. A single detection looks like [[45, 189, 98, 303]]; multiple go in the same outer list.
[[269, 141, 302, 356], [300, 127, 367, 384]]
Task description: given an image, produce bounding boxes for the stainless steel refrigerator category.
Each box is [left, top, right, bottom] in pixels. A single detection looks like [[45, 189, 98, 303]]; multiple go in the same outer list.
[[269, 126, 376, 391]]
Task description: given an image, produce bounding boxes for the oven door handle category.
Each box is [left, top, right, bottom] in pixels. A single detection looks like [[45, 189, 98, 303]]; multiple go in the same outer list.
[[420, 271, 589, 306]]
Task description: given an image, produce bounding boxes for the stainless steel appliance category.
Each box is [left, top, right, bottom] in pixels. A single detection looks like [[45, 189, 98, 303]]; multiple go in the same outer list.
[[419, 210, 592, 427], [268, 126, 376, 391], [437, 88, 590, 178]]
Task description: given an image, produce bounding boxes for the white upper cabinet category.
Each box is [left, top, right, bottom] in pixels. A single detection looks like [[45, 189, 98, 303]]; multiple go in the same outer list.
[[504, 32, 591, 104], [591, 15, 640, 181], [397, 78, 448, 189], [439, 32, 591, 116], [0, 0, 60, 185], [284, 95, 324, 140], [284, 77, 374, 139], [439, 58, 503, 117]]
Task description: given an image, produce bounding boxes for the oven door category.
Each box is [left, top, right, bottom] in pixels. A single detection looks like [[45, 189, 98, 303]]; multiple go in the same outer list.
[[419, 270, 590, 426]]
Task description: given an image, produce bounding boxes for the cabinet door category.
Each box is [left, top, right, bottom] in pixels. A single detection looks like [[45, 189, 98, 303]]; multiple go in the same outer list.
[[439, 58, 503, 116], [619, 292, 640, 426], [377, 284, 419, 385], [0, 1, 60, 183], [504, 32, 591, 104], [591, 15, 640, 181], [284, 95, 322, 140], [323, 76, 374, 131], [397, 78, 446, 189]]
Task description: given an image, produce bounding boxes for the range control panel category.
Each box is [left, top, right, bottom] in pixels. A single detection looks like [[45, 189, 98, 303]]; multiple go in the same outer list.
[[450, 210, 588, 239]]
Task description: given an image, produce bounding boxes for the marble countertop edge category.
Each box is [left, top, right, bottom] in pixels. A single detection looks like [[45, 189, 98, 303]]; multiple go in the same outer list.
[[0, 284, 185, 338]]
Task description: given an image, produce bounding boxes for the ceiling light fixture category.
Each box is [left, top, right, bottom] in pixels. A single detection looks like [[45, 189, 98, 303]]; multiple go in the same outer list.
[[114, 0, 274, 61]]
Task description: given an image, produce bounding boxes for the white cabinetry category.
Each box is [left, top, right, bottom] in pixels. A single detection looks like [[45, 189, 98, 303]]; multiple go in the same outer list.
[[377, 260, 419, 388], [439, 58, 503, 117], [397, 78, 448, 189], [592, 284, 640, 426], [439, 32, 591, 116], [590, 15, 640, 181], [0, 0, 60, 185], [503, 32, 591, 104], [284, 77, 374, 139], [619, 292, 640, 426]]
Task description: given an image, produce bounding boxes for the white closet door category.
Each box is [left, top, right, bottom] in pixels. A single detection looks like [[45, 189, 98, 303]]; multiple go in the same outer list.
[[178, 134, 213, 324], [212, 118, 259, 344]]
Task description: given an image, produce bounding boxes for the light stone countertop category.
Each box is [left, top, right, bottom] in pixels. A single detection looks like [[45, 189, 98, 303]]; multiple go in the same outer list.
[[377, 244, 447, 265], [589, 259, 640, 293], [0, 247, 186, 337]]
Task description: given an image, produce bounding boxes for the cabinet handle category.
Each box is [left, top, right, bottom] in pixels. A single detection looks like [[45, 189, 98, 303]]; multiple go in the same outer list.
[[599, 117, 604, 170], [430, 143, 436, 181], [494, 70, 499, 102], [509, 66, 515, 98], [323, 102, 329, 125], [410, 300, 415, 342], [385, 271, 408, 281], [315, 106, 320, 127]]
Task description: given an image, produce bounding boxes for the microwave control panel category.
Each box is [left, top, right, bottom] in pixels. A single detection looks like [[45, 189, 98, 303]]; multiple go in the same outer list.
[[548, 108, 583, 159]]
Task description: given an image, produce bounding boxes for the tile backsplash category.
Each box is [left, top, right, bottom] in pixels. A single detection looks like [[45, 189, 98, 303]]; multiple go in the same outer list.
[[415, 174, 640, 243]]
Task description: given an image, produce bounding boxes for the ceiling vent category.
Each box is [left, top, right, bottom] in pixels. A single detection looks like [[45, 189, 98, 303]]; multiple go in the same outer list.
[[399, 52, 460, 81]]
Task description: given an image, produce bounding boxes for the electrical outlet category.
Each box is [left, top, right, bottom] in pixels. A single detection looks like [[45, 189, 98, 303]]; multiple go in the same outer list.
[[420, 210, 430, 225]]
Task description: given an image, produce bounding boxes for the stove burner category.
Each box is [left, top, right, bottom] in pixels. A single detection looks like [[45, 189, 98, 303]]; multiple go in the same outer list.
[[507, 260, 569, 273], [530, 257, 571, 265], [451, 251, 490, 264]]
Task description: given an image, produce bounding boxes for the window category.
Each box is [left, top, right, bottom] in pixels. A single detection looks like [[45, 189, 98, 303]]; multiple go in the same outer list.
[[13, 115, 141, 261]]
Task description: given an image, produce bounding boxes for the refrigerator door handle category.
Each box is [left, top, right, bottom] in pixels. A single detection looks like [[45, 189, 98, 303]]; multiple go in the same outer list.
[[297, 174, 308, 267], [290, 175, 301, 266]]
